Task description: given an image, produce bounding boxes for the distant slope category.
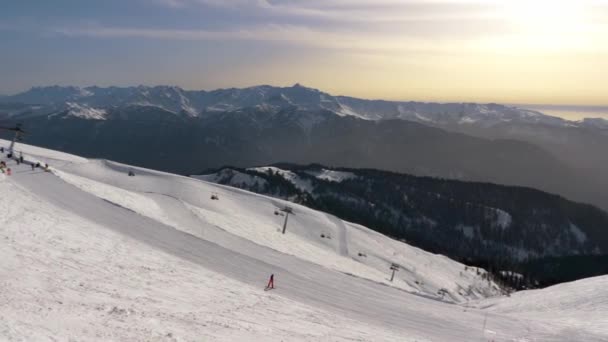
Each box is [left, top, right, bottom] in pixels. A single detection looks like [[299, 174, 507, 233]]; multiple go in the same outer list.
[[198, 164, 608, 288]]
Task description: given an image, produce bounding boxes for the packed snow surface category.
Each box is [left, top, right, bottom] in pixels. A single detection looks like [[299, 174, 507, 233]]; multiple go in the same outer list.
[[1, 139, 607, 341]]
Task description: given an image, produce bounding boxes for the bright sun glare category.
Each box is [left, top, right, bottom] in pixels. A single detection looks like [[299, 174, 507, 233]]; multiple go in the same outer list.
[[505, 0, 589, 34]]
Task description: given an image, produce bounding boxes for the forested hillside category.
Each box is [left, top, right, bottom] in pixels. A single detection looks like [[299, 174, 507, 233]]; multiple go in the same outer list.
[[198, 164, 608, 289]]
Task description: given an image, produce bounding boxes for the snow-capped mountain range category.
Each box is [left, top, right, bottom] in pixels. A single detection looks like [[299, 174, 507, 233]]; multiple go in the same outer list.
[[2, 84, 607, 129]]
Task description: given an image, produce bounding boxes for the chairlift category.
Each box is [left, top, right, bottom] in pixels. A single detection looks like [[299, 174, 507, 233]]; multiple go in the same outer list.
[[0, 123, 26, 154], [274, 206, 285, 216]]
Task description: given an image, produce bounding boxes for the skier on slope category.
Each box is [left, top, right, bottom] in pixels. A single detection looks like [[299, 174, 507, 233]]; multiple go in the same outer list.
[[265, 274, 274, 290]]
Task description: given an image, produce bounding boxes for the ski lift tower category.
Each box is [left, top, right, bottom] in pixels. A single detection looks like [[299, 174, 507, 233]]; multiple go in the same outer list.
[[280, 206, 294, 234], [389, 263, 400, 282], [0, 123, 25, 156]]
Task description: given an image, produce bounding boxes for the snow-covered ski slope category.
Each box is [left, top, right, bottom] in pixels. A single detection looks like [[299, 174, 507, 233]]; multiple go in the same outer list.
[[471, 276, 608, 339], [1, 140, 607, 341]]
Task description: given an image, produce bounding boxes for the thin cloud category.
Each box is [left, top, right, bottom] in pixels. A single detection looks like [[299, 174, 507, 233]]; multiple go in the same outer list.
[[50, 23, 466, 53], [149, 0, 503, 23], [148, 0, 608, 24], [50, 22, 608, 55]]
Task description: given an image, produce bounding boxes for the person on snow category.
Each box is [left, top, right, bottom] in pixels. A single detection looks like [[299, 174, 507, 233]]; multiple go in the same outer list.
[[31, 163, 35, 171], [266, 274, 274, 290]]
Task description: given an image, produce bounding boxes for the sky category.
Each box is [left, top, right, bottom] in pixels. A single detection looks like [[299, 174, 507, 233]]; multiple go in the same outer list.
[[1, 0, 607, 107]]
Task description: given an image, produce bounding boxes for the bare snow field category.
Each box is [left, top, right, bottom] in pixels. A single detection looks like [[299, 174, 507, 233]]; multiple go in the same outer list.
[[470, 276, 608, 339], [1, 139, 607, 341]]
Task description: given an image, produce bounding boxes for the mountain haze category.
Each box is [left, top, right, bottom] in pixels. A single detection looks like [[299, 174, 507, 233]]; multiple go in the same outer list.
[[1, 84, 607, 212]]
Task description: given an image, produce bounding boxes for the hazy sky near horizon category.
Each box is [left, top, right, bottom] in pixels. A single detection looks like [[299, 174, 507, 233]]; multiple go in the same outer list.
[[1, 0, 607, 106]]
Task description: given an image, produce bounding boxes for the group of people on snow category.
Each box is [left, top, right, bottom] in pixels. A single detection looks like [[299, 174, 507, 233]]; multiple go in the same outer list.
[[0, 147, 51, 175]]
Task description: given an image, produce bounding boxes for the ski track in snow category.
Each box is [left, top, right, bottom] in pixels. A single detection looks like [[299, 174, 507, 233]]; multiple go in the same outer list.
[[1, 139, 607, 341], [327, 213, 349, 257]]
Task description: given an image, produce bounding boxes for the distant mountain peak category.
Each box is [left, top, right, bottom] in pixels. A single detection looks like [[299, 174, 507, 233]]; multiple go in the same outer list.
[[291, 83, 320, 92]]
